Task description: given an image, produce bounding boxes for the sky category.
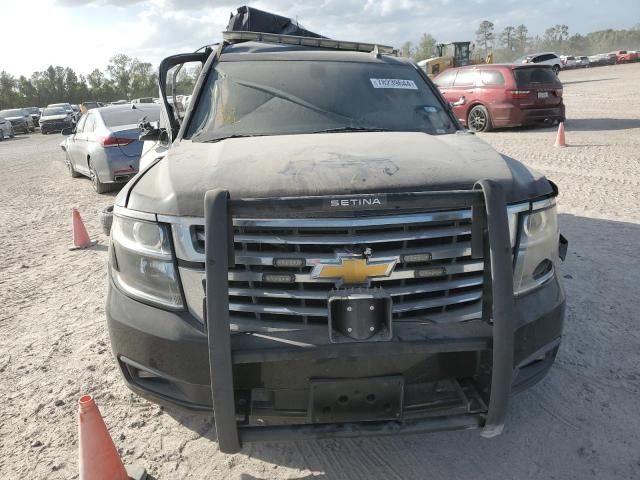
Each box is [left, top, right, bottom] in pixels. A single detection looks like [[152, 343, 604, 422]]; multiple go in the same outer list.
[[2, 0, 639, 77]]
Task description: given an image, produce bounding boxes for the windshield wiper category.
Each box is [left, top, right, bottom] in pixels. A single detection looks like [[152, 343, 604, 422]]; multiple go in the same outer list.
[[203, 134, 264, 143], [312, 127, 392, 134]]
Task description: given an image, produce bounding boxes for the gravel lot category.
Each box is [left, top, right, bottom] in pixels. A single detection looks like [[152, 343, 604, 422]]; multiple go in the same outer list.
[[1, 63, 639, 480]]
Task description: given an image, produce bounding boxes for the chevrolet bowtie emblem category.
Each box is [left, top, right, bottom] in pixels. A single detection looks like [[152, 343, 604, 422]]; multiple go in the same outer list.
[[311, 255, 398, 285]]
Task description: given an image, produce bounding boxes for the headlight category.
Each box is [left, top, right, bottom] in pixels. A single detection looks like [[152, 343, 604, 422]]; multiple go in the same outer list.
[[513, 201, 559, 295], [110, 215, 183, 309]]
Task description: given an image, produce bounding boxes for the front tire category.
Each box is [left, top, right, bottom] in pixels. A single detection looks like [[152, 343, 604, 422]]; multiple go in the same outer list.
[[9, 128, 15, 138], [467, 105, 492, 132], [552, 64, 560, 75]]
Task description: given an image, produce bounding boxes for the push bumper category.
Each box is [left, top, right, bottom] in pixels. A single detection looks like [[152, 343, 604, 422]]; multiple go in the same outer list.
[[106, 185, 566, 452]]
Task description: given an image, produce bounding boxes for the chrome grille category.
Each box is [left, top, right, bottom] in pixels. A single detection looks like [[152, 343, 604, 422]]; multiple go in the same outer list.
[[187, 210, 484, 324]]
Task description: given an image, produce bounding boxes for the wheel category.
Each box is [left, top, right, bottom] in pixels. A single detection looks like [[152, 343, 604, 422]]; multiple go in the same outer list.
[[552, 64, 560, 75], [66, 154, 81, 178], [9, 127, 15, 138], [0, 130, 4, 142], [89, 161, 111, 194], [100, 205, 114, 236], [467, 105, 492, 133]]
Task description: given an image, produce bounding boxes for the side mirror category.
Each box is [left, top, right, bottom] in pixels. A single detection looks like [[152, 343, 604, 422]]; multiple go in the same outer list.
[[139, 127, 164, 142], [450, 96, 466, 107], [61, 127, 73, 136]]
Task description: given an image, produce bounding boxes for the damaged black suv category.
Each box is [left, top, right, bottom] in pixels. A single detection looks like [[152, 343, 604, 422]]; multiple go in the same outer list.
[[106, 7, 567, 453]]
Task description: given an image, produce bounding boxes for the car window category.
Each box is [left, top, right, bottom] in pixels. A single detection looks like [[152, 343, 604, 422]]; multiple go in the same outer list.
[[514, 67, 562, 86], [452, 69, 478, 87], [101, 106, 160, 127], [433, 69, 457, 88], [83, 115, 96, 133], [84, 116, 96, 133], [0, 109, 25, 117], [75, 115, 88, 133], [480, 70, 505, 86]]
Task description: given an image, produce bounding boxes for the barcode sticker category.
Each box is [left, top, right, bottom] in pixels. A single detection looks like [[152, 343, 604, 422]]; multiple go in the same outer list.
[[370, 78, 418, 90]]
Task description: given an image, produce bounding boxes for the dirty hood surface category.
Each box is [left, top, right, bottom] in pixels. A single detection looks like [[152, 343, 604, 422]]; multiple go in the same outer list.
[[124, 131, 552, 217]]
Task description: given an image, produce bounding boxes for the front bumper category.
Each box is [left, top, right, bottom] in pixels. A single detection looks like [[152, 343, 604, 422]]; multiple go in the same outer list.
[[107, 272, 565, 412], [40, 121, 70, 133]]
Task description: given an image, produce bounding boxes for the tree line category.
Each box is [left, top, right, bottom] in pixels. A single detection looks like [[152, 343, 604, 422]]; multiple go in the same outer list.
[[402, 23, 640, 63], [0, 54, 198, 110], [2, 22, 639, 109]]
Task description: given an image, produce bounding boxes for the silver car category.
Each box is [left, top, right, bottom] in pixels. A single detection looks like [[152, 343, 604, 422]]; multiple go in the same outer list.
[[0, 108, 35, 134], [62, 104, 160, 193], [0, 116, 15, 140]]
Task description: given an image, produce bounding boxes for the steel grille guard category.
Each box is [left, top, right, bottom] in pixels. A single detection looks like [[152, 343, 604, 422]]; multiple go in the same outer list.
[[205, 184, 515, 453]]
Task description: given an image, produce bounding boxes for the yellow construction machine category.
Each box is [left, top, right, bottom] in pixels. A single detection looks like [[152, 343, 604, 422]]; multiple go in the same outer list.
[[417, 42, 491, 78]]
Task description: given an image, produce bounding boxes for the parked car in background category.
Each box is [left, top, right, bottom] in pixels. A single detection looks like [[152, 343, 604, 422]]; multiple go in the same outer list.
[[605, 53, 618, 65], [0, 108, 35, 134], [615, 50, 638, 63], [80, 101, 100, 113], [513, 52, 562, 75], [40, 106, 75, 134], [560, 55, 576, 69], [434, 63, 565, 132], [47, 102, 74, 115], [60, 103, 160, 193], [0, 116, 15, 140], [574, 56, 590, 68], [131, 97, 154, 104], [181, 95, 192, 113], [25, 107, 41, 127], [111, 100, 128, 105], [587, 54, 602, 66]]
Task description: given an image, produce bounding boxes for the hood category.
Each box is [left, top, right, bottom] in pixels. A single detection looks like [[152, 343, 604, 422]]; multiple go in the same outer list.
[[41, 114, 69, 121], [123, 131, 552, 217]]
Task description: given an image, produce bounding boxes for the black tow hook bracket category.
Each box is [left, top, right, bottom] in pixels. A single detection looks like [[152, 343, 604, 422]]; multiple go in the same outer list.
[[328, 288, 392, 342], [559, 234, 568, 261]]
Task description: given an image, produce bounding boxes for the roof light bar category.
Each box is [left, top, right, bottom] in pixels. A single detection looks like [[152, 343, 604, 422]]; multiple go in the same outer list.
[[222, 31, 397, 55]]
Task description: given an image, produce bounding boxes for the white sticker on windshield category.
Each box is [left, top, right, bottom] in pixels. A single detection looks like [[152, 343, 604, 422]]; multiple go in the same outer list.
[[370, 78, 418, 90]]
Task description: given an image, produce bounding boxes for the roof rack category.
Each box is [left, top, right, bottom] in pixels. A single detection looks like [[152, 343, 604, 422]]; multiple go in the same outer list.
[[222, 31, 397, 55]]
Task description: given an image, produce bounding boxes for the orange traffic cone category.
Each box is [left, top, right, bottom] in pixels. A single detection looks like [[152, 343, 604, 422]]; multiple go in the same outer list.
[[69, 208, 96, 250], [554, 122, 567, 147], [78, 395, 128, 480], [78, 395, 147, 480]]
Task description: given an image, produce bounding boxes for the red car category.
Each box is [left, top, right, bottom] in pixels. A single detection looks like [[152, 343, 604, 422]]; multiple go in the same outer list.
[[433, 64, 565, 132], [615, 50, 638, 63]]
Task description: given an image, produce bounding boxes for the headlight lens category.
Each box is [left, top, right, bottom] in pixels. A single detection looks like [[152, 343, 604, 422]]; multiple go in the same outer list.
[[513, 203, 559, 295], [110, 215, 183, 309]]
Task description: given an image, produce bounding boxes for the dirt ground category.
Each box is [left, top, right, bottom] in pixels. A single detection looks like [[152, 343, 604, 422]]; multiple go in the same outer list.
[[1, 63, 639, 480]]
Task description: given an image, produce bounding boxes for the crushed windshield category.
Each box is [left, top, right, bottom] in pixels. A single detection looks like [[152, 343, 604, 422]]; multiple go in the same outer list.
[[187, 60, 455, 142]]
